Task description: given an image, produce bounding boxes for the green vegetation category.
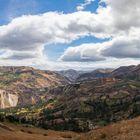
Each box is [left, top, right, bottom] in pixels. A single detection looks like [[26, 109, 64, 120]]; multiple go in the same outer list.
[[1, 78, 140, 132], [0, 65, 140, 132]]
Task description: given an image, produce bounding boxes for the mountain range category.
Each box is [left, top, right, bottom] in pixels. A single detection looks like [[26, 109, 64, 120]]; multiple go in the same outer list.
[[0, 64, 140, 138]]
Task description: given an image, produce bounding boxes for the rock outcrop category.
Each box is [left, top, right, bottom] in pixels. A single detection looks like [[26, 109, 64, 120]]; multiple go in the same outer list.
[[0, 90, 18, 108]]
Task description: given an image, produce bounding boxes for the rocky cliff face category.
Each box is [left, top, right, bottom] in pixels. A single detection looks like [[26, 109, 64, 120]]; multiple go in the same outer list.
[[0, 90, 18, 109]]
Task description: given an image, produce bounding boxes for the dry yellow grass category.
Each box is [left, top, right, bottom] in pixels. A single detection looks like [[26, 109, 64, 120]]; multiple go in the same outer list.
[[0, 122, 78, 140], [77, 116, 140, 140]]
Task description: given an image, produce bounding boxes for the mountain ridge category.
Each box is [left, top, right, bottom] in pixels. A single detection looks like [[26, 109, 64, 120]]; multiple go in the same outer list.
[[0, 64, 140, 132]]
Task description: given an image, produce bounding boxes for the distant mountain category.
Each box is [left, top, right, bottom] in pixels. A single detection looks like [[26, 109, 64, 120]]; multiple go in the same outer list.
[[111, 64, 140, 80], [0, 66, 69, 109], [56, 69, 84, 81], [76, 64, 140, 82], [76, 69, 113, 82]]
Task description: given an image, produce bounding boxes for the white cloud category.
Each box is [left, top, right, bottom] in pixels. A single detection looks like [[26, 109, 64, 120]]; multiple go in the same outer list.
[[0, 0, 140, 69], [60, 36, 140, 62], [77, 0, 94, 11], [59, 43, 106, 62], [0, 10, 112, 64], [102, 37, 140, 58], [60, 0, 140, 65], [103, 0, 140, 30]]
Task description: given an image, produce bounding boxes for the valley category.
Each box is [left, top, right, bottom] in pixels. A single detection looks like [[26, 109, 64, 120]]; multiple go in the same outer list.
[[0, 0, 139, 139], [0, 64, 140, 139]]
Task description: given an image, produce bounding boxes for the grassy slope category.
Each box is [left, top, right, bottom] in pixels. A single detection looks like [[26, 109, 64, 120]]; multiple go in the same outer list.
[[77, 116, 140, 140], [0, 122, 78, 140]]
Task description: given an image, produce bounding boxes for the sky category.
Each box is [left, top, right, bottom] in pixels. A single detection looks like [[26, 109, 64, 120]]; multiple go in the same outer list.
[[0, 0, 140, 70]]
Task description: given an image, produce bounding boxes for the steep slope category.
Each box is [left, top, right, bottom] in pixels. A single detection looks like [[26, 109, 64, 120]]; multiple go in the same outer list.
[[0, 66, 69, 108]]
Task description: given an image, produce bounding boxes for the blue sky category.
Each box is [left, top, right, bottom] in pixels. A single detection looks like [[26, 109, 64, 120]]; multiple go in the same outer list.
[[0, 0, 99, 25], [0, 0, 139, 70], [0, 0, 102, 63], [45, 36, 109, 61]]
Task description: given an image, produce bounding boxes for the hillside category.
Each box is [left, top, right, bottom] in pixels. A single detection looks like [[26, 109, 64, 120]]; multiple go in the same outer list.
[[1, 76, 140, 132], [0, 122, 77, 140], [0, 66, 69, 108], [78, 116, 140, 140], [0, 64, 140, 134], [1, 116, 140, 140]]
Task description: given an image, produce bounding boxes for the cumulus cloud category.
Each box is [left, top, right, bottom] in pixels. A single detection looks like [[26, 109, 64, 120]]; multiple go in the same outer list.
[[103, 0, 140, 30], [59, 36, 140, 62], [102, 37, 140, 58], [0, 10, 111, 51], [59, 43, 106, 62], [0, 9, 112, 63], [0, 0, 140, 69], [60, 0, 140, 63]]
